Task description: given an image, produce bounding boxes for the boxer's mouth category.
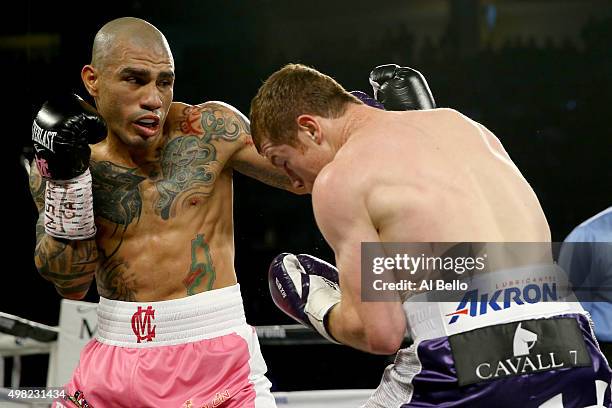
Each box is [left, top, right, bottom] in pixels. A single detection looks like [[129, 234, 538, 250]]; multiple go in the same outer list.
[[133, 115, 161, 138]]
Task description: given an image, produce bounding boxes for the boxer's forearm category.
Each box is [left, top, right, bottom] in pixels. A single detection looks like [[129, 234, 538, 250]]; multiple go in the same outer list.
[[231, 157, 302, 193], [229, 135, 306, 194], [328, 300, 404, 355], [30, 169, 97, 299], [327, 301, 371, 352], [34, 214, 98, 299]]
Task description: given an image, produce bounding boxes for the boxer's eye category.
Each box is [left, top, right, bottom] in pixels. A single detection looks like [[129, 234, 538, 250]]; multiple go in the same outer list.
[[125, 76, 146, 85], [271, 156, 282, 167]]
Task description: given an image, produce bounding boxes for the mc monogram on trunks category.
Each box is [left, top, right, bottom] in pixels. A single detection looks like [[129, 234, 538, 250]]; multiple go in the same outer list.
[[131, 306, 156, 343]]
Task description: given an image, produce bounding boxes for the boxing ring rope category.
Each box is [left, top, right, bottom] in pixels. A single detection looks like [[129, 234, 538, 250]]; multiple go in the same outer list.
[[0, 304, 378, 407], [0, 312, 59, 388]]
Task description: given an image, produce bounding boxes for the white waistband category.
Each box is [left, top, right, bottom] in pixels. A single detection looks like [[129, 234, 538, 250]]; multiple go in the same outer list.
[[402, 263, 586, 342], [97, 284, 246, 348]]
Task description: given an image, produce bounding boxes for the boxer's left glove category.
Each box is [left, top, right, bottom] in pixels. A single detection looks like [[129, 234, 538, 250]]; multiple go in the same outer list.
[[269, 253, 341, 344], [32, 94, 107, 239], [369, 64, 436, 110]]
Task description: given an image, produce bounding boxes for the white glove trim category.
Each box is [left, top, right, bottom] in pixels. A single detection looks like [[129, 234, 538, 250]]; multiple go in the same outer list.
[[281, 254, 342, 344], [281, 254, 305, 298], [304, 274, 341, 344]]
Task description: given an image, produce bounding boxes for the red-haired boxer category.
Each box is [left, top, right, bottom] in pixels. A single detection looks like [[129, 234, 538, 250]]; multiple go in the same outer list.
[[251, 63, 612, 407], [29, 17, 303, 408]]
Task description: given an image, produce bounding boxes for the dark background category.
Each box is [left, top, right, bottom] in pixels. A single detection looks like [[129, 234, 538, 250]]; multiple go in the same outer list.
[[3, 0, 611, 391]]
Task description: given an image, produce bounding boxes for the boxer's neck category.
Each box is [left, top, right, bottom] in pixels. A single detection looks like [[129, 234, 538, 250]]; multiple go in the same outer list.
[[332, 103, 375, 152], [101, 131, 164, 173]]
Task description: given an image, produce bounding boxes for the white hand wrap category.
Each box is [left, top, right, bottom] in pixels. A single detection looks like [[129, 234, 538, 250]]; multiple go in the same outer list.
[[44, 169, 96, 240]]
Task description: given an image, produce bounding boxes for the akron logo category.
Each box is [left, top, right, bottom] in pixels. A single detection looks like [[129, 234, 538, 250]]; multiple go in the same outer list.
[[446, 283, 558, 324]]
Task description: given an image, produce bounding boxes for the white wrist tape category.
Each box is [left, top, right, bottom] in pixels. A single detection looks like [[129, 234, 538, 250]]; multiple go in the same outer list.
[[44, 169, 96, 240]]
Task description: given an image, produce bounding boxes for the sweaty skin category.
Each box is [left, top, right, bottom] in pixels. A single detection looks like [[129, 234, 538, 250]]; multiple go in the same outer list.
[[29, 18, 298, 302], [261, 105, 551, 354]]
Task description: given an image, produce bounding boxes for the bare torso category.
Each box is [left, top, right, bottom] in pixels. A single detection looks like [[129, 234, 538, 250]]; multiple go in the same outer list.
[[313, 107, 552, 352], [324, 108, 551, 244], [90, 101, 247, 301]]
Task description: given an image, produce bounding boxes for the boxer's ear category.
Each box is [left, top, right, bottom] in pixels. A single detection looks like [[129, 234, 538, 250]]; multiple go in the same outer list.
[[296, 114, 321, 144], [81, 65, 99, 98]]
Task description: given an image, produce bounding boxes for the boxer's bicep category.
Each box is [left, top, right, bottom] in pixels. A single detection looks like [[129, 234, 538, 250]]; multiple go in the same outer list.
[[314, 183, 406, 353], [199, 102, 302, 194], [313, 177, 376, 286], [186, 100, 301, 193], [331, 209, 378, 303]]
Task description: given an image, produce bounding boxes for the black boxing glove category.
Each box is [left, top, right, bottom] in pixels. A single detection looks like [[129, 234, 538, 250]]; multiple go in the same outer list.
[[32, 94, 107, 239], [369, 64, 436, 111], [32, 94, 106, 180]]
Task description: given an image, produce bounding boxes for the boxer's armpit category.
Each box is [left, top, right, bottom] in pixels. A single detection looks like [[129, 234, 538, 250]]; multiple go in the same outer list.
[[34, 221, 98, 299]]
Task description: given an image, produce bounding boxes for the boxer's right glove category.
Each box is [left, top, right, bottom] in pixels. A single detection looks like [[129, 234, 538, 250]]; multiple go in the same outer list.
[[32, 94, 107, 239], [369, 64, 436, 110], [269, 253, 341, 344]]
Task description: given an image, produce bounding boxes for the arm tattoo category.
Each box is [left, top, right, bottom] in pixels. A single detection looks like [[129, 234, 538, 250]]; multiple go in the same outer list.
[[35, 211, 46, 242], [200, 106, 247, 143], [183, 233, 216, 295], [216, 106, 295, 191], [232, 159, 293, 190], [28, 165, 46, 211], [34, 214, 98, 298], [96, 248, 137, 301], [91, 160, 145, 227], [178, 104, 248, 142]]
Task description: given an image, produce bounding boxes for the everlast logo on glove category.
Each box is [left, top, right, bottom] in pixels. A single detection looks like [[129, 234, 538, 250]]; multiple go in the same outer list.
[[32, 121, 57, 152], [449, 317, 592, 386]]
